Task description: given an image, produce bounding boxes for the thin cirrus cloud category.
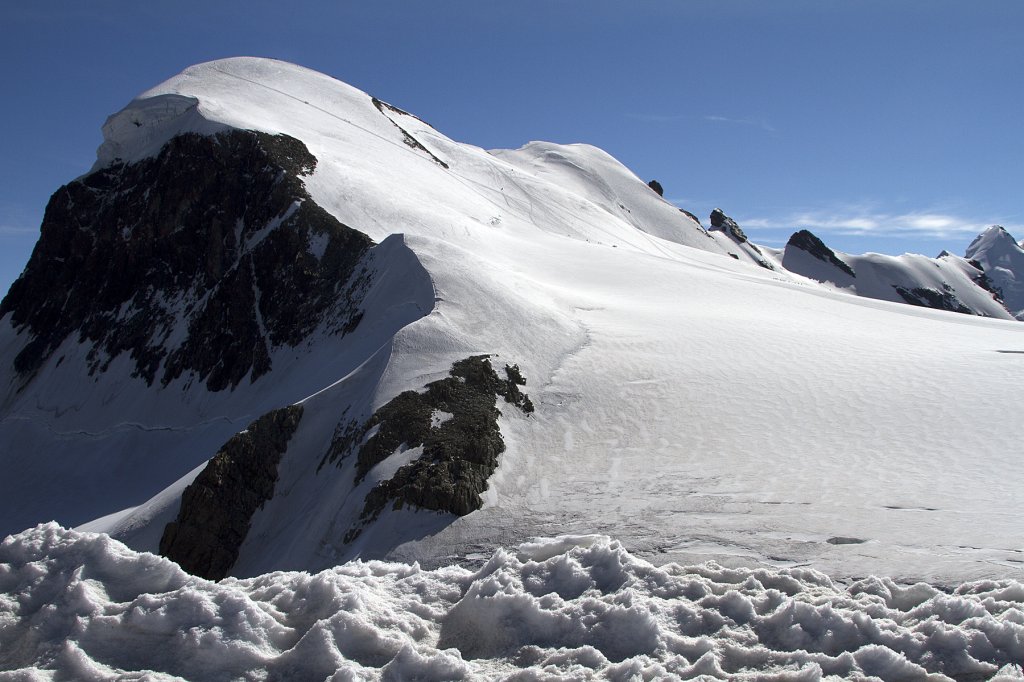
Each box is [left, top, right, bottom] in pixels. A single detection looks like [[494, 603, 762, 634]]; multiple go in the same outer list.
[[740, 210, 1020, 241], [0, 224, 37, 237], [703, 115, 776, 133], [625, 113, 777, 134]]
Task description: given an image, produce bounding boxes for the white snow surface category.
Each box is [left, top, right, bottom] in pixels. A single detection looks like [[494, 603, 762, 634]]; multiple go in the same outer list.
[[3, 524, 1024, 681], [3, 56, 1024, 596]]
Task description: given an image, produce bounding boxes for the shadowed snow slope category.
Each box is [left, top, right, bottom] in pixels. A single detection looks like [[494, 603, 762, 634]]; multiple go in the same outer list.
[[2, 58, 1024, 590], [2, 526, 1023, 680]]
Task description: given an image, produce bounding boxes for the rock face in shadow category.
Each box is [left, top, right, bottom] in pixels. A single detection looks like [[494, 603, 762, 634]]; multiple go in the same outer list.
[[323, 356, 533, 543], [0, 130, 372, 392], [679, 208, 703, 226], [893, 285, 972, 315], [709, 208, 749, 244], [785, 229, 857, 278], [160, 405, 303, 579], [966, 263, 1005, 304]]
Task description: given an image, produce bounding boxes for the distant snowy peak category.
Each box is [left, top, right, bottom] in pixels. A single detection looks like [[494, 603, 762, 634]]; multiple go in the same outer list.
[[779, 228, 1012, 319], [965, 225, 1024, 318], [967, 225, 1021, 258]]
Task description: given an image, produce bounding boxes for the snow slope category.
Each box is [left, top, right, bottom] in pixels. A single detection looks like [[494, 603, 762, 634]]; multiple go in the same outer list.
[[2, 58, 1023, 591]]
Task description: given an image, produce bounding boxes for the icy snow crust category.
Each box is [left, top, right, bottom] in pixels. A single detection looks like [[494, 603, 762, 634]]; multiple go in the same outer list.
[[2, 525, 1024, 681], [4, 57, 1024, 589]]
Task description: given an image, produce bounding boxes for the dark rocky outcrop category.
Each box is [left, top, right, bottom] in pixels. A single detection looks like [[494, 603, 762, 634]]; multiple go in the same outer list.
[[706, 208, 776, 270], [826, 536, 866, 545], [371, 97, 449, 169], [709, 208, 748, 243], [958, 257, 1006, 304], [786, 229, 856, 278], [972, 269, 1004, 304], [159, 404, 303, 579], [893, 285, 973, 315], [647, 180, 663, 197], [679, 209, 703, 227], [328, 356, 533, 543], [1, 130, 373, 391]]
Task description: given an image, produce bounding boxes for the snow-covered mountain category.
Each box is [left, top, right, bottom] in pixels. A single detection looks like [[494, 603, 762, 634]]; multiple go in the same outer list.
[[771, 227, 1009, 318], [2, 57, 1023, 583], [965, 225, 1024, 319], [3, 56, 1024, 680]]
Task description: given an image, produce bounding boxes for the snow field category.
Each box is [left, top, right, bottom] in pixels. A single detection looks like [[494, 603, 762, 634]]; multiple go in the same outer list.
[[2, 525, 1023, 680], [377, 225, 1024, 583]]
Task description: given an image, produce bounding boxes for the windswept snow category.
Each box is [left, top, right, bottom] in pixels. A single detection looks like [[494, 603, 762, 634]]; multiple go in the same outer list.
[[3, 525, 1024, 681]]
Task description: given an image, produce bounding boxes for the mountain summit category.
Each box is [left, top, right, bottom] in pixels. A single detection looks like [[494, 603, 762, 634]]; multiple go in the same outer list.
[[1, 58, 1023, 586], [966, 225, 1024, 319]]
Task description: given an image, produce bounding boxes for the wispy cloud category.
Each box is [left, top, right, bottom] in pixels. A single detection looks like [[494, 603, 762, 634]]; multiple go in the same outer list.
[[625, 112, 777, 134], [704, 115, 776, 133], [739, 207, 1022, 241], [747, 236, 790, 247], [0, 225, 37, 237]]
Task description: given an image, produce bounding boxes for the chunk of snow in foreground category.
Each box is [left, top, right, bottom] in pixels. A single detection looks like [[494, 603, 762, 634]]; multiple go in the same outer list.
[[2, 525, 1023, 681]]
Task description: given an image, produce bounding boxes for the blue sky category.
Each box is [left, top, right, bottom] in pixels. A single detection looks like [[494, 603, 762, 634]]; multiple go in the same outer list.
[[2, 1, 1022, 296]]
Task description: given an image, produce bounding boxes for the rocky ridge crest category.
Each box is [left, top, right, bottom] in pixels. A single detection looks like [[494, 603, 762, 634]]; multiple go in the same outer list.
[[1, 130, 372, 392]]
